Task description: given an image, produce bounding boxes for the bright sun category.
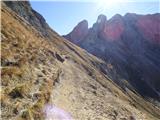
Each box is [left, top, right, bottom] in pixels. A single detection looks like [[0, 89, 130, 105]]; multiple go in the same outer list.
[[96, 0, 129, 12]]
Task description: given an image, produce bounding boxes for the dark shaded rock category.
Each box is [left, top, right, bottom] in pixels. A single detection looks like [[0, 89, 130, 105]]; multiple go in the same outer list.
[[130, 115, 136, 120], [1, 60, 19, 67], [55, 53, 65, 63], [9, 87, 24, 98], [13, 108, 19, 115]]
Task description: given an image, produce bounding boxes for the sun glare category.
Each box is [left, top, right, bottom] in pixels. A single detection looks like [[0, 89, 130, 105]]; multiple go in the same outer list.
[[96, 0, 129, 12]]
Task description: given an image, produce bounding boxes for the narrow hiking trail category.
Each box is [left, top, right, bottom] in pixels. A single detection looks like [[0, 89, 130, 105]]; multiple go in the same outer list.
[[48, 59, 150, 120]]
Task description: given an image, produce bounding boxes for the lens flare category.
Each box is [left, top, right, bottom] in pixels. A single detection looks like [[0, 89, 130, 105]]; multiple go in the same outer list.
[[43, 104, 73, 120]]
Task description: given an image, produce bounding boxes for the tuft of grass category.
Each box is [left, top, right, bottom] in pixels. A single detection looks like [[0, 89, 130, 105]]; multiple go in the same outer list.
[[21, 109, 34, 120], [8, 84, 27, 98], [1, 67, 23, 76], [20, 98, 45, 120], [19, 79, 54, 120], [1, 94, 9, 107]]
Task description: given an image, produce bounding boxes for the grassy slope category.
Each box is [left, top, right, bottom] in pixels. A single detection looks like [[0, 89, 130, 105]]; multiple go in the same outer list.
[[1, 4, 160, 120]]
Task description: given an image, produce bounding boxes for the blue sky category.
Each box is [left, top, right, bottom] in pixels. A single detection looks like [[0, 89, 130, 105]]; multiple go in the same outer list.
[[30, 0, 160, 35]]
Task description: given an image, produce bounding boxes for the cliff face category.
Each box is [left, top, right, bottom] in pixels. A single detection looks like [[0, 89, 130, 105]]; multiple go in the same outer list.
[[64, 20, 89, 44], [64, 13, 160, 100], [1, 1, 160, 120]]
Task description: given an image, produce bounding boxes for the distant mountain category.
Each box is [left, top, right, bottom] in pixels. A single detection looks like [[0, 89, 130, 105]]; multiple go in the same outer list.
[[2, 1, 160, 120], [64, 13, 160, 100]]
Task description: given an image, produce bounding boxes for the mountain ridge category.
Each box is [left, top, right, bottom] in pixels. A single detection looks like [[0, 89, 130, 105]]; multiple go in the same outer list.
[[64, 12, 160, 101]]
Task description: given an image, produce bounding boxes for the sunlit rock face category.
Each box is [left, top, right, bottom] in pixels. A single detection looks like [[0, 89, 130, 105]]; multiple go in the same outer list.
[[64, 13, 160, 100], [136, 14, 160, 44], [102, 14, 124, 41], [64, 20, 89, 44]]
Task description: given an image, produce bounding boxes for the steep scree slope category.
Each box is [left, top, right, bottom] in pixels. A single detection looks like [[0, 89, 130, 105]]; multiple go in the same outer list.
[[1, 1, 160, 120]]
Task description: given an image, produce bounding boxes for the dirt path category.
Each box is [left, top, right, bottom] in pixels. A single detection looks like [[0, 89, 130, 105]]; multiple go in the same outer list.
[[45, 59, 151, 120]]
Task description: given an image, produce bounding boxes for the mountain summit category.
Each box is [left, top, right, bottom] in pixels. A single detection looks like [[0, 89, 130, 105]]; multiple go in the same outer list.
[[64, 20, 89, 44]]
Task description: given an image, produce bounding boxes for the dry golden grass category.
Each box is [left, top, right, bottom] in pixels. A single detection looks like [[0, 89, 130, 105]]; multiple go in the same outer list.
[[1, 67, 22, 76], [1, 5, 60, 120]]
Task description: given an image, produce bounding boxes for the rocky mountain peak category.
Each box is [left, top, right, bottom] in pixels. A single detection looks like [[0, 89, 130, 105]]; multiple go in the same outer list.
[[97, 14, 107, 24], [124, 13, 138, 18], [101, 14, 124, 41], [64, 19, 89, 44], [92, 14, 107, 32], [111, 14, 122, 19], [96, 14, 107, 34], [78, 19, 88, 26], [75, 19, 88, 33]]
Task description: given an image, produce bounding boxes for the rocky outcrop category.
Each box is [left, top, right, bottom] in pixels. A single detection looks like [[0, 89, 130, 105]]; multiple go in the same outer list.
[[3, 1, 55, 38], [136, 13, 160, 44], [102, 14, 124, 41], [64, 13, 160, 100], [64, 20, 89, 44], [96, 14, 107, 32]]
